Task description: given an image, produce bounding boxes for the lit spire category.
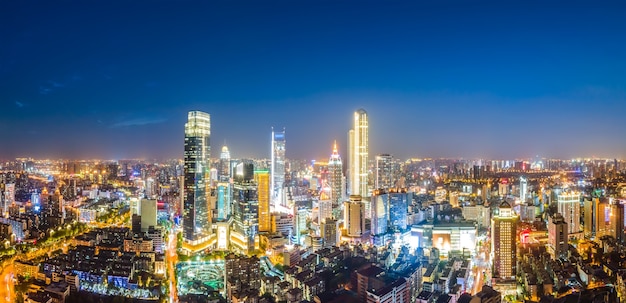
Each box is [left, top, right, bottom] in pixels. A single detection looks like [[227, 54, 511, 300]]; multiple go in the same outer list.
[[330, 140, 342, 163]]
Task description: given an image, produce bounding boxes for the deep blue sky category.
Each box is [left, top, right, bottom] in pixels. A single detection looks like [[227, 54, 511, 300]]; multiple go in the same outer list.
[[1, 1, 625, 160]]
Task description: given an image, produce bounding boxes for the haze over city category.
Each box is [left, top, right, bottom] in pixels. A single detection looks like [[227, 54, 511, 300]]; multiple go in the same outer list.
[[1, 1, 625, 160]]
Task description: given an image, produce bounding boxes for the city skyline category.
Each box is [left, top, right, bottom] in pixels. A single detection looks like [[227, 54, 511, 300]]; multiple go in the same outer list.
[[2, 1, 626, 160]]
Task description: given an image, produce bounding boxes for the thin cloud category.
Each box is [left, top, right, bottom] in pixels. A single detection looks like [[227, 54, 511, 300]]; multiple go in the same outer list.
[[39, 80, 65, 95], [39, 86, 52, 95], [110, 117, 167, 128], [49, 80, 64, 88], [15, 101, 24, 108]]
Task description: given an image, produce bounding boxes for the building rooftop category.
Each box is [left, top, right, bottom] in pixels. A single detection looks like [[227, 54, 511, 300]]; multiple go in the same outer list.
[[475, 285, 500, 299], [417, 290, 433, 300], [357, 265, 385, 278], [369, 277, 406, 296]]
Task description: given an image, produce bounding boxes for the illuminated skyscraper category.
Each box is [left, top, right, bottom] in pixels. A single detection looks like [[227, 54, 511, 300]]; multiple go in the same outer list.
[[492, 201, 517, 281], [2, 183, 15, 215], [31, 191, 41, 213], [596, 198, 625, 244], [140, 199, 158, 232], [375, 154, 395, 189], [548, 213, 568, 259], [318, 192, 333, 222], [388, 188, 411, 231], [519, 176, 528, 202], [271, 128, 286, 208], [328, 141, 344, 210], [216, 182, 231, 221], [232, 163, 258, 253], [557, 192, 581, 238], [343, 195, 364, 239], [347, 130, 354, 195], [183, 110, 211, 241], [349, 109, 369, 197], [219, 145, 231, 182], [370, 192, 388, 236], [255, 170, 271, 233], [583, 198, 595, 238]]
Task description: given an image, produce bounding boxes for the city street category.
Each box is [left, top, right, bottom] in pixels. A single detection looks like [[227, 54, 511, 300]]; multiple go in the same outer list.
[[471, 237, 492, 294], [0, 263, 15, 303], [167, 230, 179, 303]]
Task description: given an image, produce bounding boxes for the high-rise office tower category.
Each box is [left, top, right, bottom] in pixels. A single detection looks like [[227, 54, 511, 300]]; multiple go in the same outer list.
[[520, 177, 528, 203], [349, 109, 369, 197], [596, 198, 625, 243], [557, 192, 581, 238], [347, 130, 354, 195], [140, 199, 158, 232], [232, 163, 258, 252], [31, 191, 41, 213], [209, 168, 218, 187], [2, 183, 15, 215], [295, 207, 308, 238], [318, 191, 333, 223], [216, 182, 231, 221], [548, 213, 568, 259], [492, 201, 518, 281], [328, 141, 344, 210], [271, 128, 286, 208], [583, 198, 596, 238], [371, 192, 388, 236], [371, 188, 412, 238], [375, 154, 395, 189], [219, 145, 231, 182], [183, 110, 211, 241], [255, 169, 270, 233], [388, 188, 411, 231], [343, 195, 364, 238], [145, 177, 156, 198]]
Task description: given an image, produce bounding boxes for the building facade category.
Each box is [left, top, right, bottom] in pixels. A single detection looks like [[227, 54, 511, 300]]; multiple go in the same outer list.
[[492, 201, 518, 281], [557, 192, 581, 238], [271, 129, 286, 208], [232, 163, 259, 253], [548, 213, 568, 259], [596, 198, 625, 243], [219, 145, 231, 182], [349, 109, 369, 197], [343, 195, 365, 239], [256, 170, 271, 233], [375, 154, 395, 190], [328, 142, 344, 213], [183, 110, 211, 241]]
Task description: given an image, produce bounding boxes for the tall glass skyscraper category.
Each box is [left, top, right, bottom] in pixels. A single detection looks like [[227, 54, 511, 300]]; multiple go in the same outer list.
[[219, 145, 231, 182], [328, 141, 343, 210], [233, 163, 258, 253], [183, 111, 211, 241], [349, 109, 369, 197], [271, 128, 286, 208], [375, 154, 398, 190], [255, 169, 271, 232], [216, 182, 231, 221]]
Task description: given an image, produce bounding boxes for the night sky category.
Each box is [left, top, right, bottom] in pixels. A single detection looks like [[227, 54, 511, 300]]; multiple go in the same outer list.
[[1, 1, 625, 161]]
